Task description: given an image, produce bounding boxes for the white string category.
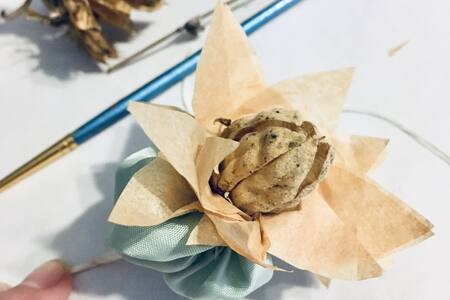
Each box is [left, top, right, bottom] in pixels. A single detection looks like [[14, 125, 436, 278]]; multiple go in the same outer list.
[[343, 109, 450, 166], [180, 45, 196, 114]]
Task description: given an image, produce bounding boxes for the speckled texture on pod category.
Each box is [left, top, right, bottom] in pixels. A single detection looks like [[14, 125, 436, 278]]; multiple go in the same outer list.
[[213, 108, 334, 215]]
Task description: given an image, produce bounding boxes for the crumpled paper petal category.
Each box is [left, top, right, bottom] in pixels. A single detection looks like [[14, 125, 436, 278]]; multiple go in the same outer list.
[[192, 2, 267, 133], [318, 166, 433, 259], [230, 86, 294, 120], [273, 68, 354, 129], [332, 134, 389, 174], [128, 102, 205, 193], [109, 156, 197, 226], [187, 214, 226, 247], [261, 193, 383, 280], [207, 213, 272, 268], [195, 136, 242, 218]]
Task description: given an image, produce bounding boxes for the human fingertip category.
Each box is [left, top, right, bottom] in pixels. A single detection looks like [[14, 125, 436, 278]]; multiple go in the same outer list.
[[22, 260, 71, 289], [0, 282, 11, 292]]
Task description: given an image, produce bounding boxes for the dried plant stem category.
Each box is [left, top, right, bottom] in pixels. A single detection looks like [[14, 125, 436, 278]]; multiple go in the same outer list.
[[106, 0, 248, 73], [71, 252, 122, 275], [0, 0, 32, 20]]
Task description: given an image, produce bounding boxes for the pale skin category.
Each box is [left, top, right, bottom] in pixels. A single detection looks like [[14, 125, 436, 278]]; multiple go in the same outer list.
[[0, 260, 72, 300]]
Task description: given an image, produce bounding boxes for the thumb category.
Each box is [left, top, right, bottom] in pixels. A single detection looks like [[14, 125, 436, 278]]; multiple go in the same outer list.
[[0, 260, 73, 300]]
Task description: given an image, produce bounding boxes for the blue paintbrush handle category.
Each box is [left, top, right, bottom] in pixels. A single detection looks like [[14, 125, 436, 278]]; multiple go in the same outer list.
[[73, 0, 301, 144], [0, 0, 302, 192]]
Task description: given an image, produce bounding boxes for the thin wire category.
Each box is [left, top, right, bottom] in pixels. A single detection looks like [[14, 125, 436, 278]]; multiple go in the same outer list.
[[106, 28, 183, 73], [343, 109, 450, 166], [106, 0, 246, 73], [71, 252, 122, 275]]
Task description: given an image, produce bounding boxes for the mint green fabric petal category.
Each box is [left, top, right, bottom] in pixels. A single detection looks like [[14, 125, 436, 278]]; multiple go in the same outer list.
[[164, 248, 273, 299], [110, 213, 213, 262], [109, 147, 273, 299]]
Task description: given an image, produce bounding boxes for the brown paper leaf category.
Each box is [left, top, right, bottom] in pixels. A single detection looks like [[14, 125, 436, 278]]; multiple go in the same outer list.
[[187, 214, 226, 246], [192, 2, 267, 133], [332, 134, 389, 174], [230, 87, 293, 120], [261, 194, 383, 280], [318, 166, 433, 259], [207, 213, 273, 268], [128, 102, 206, 193], [108, 156, 197, 226], [195, 136, 246, 219], [273, 68, 354, 129]]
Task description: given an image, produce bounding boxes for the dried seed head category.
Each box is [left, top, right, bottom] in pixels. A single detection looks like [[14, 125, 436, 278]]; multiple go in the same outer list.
[[3, 0, 164, 62], [213, 108, 334, 215]]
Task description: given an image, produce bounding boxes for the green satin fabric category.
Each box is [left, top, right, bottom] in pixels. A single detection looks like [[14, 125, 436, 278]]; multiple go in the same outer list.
[[108, 148, 273, 299]]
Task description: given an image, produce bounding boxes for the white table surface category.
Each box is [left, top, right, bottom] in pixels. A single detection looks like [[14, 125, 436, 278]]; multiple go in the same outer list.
[[1, 0, 449, 299]]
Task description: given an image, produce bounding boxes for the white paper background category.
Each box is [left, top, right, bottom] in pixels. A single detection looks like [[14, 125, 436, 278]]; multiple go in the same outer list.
[[1, 0, 449, 299]]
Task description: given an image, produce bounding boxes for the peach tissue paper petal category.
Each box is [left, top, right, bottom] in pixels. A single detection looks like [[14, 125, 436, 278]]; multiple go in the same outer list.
[[187, 214, 226, 247], [261, 193, 383, 280], [331, 134, 389, 174], [108, 156, 197, 226], [273, 68, 354, 129], [128, 101, 206, 193], [318, 166, 433, 259], [192, 2, 267, 133]]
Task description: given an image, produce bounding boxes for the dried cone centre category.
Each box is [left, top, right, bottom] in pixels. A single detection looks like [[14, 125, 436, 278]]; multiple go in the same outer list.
[[212, 108, 334, 215]]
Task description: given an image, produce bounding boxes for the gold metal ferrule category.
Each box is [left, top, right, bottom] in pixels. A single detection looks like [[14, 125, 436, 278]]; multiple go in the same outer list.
[[0, 134, 77, 193]]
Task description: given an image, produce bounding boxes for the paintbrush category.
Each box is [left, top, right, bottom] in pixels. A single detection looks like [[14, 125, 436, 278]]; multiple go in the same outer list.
[[0, 0, 302, 193]]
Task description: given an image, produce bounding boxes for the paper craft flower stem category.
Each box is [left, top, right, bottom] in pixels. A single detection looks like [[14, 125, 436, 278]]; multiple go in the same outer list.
[[107, 2, 433, 298]]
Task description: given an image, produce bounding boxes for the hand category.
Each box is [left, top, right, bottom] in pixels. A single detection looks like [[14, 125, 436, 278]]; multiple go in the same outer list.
[[0, 260, 72, 300]]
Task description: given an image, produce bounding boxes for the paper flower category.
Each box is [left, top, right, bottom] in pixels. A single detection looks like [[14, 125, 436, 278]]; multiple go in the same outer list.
[[107, 2, 433, 298]]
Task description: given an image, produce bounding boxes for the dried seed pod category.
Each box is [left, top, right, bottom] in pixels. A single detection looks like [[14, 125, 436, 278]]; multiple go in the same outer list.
[[63, 0, 117, 62], [213, 108, 334, 215], [88, 0, 133, 32], [2, 0, 163, 62], [63, 0, 100, 31], [75, 28, 117, 62], [126, 0, 164, 11]]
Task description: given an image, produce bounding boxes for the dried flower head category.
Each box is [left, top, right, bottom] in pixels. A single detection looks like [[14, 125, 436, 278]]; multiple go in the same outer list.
[[1, 0, 163, 62], [212, 108, 334, 215]]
